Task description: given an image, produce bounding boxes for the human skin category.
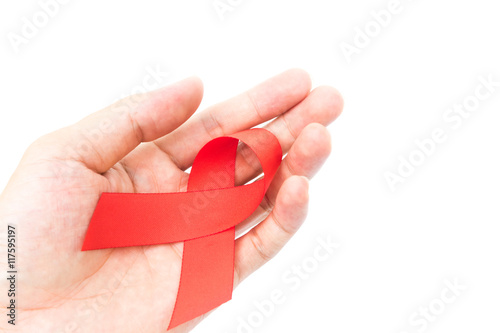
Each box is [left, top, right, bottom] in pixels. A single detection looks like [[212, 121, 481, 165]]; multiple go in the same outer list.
[[0, 69, 343, 332]]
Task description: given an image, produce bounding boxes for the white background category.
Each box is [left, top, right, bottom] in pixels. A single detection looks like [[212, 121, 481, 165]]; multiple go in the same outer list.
[[1, 0, 499, 332]]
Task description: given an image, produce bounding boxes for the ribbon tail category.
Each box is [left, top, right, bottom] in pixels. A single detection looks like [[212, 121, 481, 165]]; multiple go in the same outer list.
[[168, 228, 235, 330]]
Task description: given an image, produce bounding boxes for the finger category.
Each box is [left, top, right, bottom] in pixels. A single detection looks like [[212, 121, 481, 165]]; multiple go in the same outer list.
[[31, 77, 204, 174], [264, 123, 331, 207], [234, 86, 343, 186], [235, 123, 331, 238], [234, 175, 309, 285], [154, 68, 312, 170]]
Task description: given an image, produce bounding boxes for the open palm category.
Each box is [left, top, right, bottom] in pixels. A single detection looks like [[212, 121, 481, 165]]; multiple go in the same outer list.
[[0, 69, 343, 333]]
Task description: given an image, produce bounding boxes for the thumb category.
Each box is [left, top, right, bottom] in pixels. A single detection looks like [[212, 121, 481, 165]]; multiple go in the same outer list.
[[29, 76, 203, 174]]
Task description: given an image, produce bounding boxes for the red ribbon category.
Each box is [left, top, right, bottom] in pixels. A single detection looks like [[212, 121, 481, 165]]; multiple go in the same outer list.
[[81, 129, 282, 330]]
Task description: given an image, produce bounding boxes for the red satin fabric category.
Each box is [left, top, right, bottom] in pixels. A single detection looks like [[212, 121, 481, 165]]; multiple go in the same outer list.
[[81, 129, 282, 330]]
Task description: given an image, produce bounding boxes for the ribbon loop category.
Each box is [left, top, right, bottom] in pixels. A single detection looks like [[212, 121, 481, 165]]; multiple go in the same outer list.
[[82, 128, 282, 330]]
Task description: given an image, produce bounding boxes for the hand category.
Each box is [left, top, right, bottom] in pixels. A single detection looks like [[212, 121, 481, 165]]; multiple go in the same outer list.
[[0, 69, 343, 332]]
